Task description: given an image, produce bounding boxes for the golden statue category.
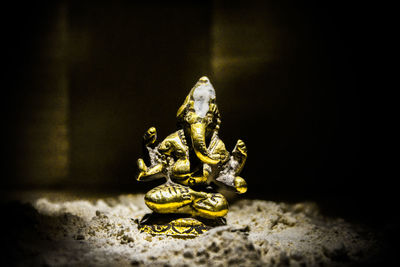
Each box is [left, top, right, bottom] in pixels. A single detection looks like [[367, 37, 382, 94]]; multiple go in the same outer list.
[[136, 76, 247, 237]]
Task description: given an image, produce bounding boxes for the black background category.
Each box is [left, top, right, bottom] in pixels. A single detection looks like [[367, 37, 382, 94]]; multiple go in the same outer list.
[[2, 0, 389, 229]]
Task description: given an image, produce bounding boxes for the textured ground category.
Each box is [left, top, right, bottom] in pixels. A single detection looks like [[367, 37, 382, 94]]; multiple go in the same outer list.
[[3, 192, 383, 266]]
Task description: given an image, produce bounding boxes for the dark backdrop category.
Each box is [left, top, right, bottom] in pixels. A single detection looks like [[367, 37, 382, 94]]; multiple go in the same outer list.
[[3, 0, 384, 224]]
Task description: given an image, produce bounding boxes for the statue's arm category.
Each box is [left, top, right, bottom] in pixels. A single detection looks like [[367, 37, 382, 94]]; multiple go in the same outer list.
[[231, 139, 247, 175], [213, 139, 247, 194], [136, 127, 167, 181]]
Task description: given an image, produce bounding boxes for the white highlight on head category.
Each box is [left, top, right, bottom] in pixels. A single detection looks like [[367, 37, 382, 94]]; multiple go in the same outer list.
[[193, 79, 216, 118]]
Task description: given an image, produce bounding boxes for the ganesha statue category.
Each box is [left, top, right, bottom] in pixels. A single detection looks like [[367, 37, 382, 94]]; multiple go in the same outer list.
[[136, 76, 247, 237]]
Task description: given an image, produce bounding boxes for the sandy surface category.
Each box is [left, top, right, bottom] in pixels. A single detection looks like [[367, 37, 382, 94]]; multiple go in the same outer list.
[[2, 192, 383, 266]]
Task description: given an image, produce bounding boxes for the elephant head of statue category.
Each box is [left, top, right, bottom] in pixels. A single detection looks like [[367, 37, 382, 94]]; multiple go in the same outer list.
[[176, 76, 222, 165]]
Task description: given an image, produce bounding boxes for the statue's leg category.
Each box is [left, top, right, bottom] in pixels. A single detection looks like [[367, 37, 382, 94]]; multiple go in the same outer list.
[[144, 184, 228, 219], [144, 183, 193, 214], [191, 192, 228, 219]]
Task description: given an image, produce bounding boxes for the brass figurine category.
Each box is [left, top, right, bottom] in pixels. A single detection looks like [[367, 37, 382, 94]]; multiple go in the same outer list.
[[136, 76, 247, 236]]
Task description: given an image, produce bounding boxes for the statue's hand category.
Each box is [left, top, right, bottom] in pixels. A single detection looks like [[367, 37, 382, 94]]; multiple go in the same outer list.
[[143, 127, 157, 146], [234, 176, 247, 194], [233, 139, 247, 159], [137, 158, 147, 171], [136, 159, 165, 181], [136, 158, 147, 181]]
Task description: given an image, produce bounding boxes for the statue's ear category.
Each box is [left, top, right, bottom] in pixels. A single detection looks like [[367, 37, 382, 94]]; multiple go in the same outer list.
[[176, 94, 189, 119], [176, 87, 195, 119]]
